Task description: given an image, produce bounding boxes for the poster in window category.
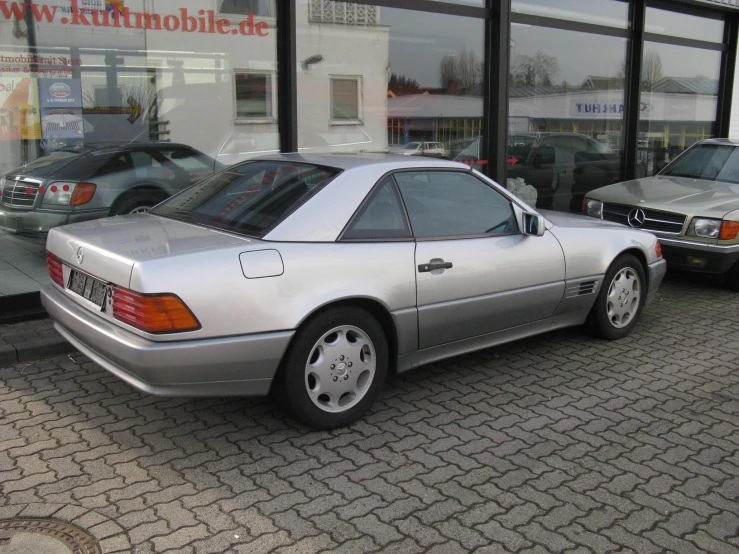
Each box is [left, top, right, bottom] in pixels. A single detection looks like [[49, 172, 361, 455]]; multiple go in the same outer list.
[[39, 78, 84, 139]]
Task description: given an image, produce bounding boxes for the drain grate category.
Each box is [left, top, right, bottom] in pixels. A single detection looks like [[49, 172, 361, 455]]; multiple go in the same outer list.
[[0, 518, 101, 554]]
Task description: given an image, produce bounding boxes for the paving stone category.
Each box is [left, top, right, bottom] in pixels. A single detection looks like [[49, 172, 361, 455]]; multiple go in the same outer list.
[[0, 276, 737, 553]]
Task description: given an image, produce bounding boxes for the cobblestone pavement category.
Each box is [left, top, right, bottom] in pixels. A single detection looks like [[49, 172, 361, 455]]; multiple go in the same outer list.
[[1, 273, 738, 553]]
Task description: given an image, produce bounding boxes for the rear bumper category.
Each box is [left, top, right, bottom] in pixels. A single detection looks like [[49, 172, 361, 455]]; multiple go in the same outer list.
[[646, 258, 667, 305], [40, 284, 294, 397], [658, 237, 739, 274]]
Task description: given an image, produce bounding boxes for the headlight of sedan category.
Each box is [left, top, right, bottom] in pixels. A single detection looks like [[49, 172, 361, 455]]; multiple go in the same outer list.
[[585, 198, 603, 218], [687, 217, 721, 239]]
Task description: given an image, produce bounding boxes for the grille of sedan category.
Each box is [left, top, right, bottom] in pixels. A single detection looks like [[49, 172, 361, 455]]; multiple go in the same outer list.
[[602, 203, 686, 234], [1, 179, 40, 208], [42, 122, 82, 132]]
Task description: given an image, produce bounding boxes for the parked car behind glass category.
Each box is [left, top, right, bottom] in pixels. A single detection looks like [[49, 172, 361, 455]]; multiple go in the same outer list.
[[394, 141, 448, 158], [585, 138, 739, 290], [455, 133, 621, 211], [0, 142, 222, 238]]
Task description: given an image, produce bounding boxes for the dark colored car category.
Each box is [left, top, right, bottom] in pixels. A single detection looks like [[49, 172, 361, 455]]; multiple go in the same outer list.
[[455, 133, 621, 211], [0, 142, 222, 238]]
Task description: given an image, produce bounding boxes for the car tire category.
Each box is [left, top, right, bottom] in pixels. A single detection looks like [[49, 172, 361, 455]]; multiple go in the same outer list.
[[111, 191, 166, 216], [587, 254, 646, 340], [726, 261, 739, 292], [277, 306, 388, 429]]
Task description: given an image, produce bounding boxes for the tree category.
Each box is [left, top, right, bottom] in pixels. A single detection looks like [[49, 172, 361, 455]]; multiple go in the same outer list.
[[439, 48, 483, 93], [511, 51, 560, 87], [641, 50, 663, 90], [388, 73, 422, 96]]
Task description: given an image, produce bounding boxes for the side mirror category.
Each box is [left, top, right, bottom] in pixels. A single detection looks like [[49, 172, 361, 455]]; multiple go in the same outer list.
[[522, 212, 546, 236], [513, 203, 546, 236], [534, 145, 555, 166]]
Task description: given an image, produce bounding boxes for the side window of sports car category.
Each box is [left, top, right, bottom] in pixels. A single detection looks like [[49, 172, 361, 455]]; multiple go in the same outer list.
[[342, 177, 411, 240], [394, 171, 517, 239]]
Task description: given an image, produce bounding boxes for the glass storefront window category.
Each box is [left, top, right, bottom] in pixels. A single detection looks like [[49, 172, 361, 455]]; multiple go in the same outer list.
[[638, 42, 721, 176], [646, 7, 724, 43], [296, 1, 484, 162], [508, 23, 627, 213], [0, 0, 279, 296], [512, 0, 628, 29]]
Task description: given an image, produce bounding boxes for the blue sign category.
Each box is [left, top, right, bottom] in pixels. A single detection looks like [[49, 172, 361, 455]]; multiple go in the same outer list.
[[39, 78, 84, 139]]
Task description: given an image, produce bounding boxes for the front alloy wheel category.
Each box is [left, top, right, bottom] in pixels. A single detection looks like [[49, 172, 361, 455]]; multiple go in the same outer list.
[[605, 267, 641, 328], [587, 254, 646, 340]]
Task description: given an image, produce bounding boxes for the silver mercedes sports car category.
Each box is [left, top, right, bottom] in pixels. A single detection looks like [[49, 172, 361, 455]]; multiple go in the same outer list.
[[41, 154, 666, 428]]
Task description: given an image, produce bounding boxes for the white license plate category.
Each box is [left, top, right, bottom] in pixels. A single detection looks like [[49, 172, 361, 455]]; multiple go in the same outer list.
[[68, 269, 107, 309]]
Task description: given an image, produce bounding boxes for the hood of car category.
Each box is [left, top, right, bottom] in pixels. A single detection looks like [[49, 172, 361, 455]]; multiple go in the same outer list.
[[540, 210, 626, 230], [589, 176, 739, 217]]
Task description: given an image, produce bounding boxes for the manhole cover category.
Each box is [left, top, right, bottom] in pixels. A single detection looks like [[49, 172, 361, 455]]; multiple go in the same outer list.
[[0, 518, 101, 554]]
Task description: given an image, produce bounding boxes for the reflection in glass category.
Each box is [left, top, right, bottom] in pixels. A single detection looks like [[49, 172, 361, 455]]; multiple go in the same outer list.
[[638, 43, 721, 176], [507, 24, 626, 213], [646, 7, 724, 43], [297, 1, 483, 160], [512, 0, 628, 29]]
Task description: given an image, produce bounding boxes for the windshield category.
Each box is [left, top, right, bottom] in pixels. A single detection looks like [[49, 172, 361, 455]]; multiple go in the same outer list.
[[404, 143, 420, 150], [661, 144, 739, 183], [151, 160, 340, 237]]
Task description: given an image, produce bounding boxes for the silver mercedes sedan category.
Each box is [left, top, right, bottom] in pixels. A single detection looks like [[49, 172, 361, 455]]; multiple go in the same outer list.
[[41, 155, 667, 429]]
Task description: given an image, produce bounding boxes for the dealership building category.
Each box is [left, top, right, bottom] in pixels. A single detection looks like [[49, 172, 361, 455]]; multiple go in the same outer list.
[[1, 0, 739, 315]]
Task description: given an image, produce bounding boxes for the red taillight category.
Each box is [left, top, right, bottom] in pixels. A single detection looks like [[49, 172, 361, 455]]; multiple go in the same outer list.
[[656, 240, 663, 259], [112, 286, 200, 333], [46, 251, 64, 287]]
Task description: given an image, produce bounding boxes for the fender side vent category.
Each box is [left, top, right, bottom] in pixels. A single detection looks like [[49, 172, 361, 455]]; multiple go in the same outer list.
[[566, 280, 598, 298]]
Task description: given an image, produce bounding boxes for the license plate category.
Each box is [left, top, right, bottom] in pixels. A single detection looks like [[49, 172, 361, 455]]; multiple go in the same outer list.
[[68, 269, 107, 309]]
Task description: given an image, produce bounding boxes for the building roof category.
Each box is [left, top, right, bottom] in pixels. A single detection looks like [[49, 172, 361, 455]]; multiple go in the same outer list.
[[387, 94, 483, 119], [650, 77, 719, 95]]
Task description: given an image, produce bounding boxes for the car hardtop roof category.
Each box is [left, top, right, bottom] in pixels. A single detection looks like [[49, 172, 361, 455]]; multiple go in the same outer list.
[[67, 142, 197, 155], [697, 137, 739, 146], [250, 152, 470, 171]]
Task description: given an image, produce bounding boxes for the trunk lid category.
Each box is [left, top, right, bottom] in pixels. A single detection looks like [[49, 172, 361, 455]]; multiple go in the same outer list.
[[46, 213, 253, 287]]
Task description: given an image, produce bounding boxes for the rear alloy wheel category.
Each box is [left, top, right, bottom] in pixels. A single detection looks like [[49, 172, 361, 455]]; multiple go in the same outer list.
[[587, 254, 646, 340], [279, 307, 388, 429], [111, 191, 166, 216]]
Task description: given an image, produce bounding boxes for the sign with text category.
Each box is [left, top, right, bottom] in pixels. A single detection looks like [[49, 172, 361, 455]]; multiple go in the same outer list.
[[0, 0, 270, 36], [39, 78, 84, 139]]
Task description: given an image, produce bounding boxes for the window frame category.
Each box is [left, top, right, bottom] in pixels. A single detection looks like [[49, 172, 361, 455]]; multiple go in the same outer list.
[[339, 175, 414, 242], [351, 168, 522, 242], [329, 75, 363, 125], [233, 70, 277, 124]]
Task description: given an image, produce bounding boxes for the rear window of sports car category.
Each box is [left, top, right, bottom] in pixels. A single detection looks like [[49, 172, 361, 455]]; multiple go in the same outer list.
[[151, 160, 340, 237]]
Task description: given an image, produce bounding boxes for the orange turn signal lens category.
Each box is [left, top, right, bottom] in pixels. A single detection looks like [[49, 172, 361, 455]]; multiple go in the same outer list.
[[112, 287, 200, 333], [655, 240, 662, 259], [70, 182, 97, 206], [719, 220, 739, 241], [46, 251, 64, 287]]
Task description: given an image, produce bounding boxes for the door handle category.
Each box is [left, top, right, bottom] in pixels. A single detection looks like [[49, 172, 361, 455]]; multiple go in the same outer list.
[[418, 260, 453, 273]]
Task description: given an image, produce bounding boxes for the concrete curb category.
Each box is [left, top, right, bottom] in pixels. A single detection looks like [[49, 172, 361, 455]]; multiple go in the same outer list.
[[0, 320, 76, 366]]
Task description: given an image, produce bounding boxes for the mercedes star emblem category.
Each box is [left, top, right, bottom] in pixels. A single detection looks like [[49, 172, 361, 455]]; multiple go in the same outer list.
[[627, 208, 646, 228], [76, 247, 84, 264]]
